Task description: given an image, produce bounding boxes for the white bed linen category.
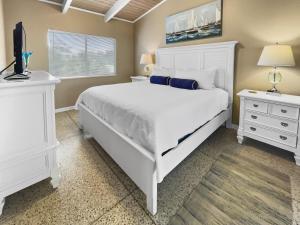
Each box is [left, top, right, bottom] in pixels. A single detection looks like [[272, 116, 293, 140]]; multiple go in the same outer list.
[[76, 81, 228, 156]]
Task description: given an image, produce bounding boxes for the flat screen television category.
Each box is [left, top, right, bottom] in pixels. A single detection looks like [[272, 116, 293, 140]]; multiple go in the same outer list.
[[13, 22, 24, 74], [0, 21, 28, 80]]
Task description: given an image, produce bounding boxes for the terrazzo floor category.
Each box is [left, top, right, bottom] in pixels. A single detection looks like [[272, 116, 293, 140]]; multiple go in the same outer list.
[[0, 110, 300, 225]]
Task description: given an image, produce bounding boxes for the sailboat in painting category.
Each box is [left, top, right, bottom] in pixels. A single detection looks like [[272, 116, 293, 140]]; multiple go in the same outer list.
[[166, 0, 222, 44]]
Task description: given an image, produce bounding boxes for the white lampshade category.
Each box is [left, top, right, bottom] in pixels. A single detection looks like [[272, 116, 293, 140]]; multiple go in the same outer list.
[[140, 54, 153, 65], [258, 44, 295, 67]]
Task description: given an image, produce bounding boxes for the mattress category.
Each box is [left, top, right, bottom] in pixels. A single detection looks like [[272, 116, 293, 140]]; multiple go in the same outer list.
[[76, 81, 229, 156]]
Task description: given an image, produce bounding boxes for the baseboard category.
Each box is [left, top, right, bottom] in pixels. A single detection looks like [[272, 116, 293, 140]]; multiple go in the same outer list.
[[55, 105, 76, 113], [231, 123, 239, 130]]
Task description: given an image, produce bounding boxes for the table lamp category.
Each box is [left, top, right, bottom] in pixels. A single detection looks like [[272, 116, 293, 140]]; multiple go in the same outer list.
[[140, 53, 154, 76], [258, 43, 295, 93]]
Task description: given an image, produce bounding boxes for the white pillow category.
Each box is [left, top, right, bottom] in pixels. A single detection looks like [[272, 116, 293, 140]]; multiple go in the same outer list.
[[175, 68, 217, 90], [195, 69, 217, 89], [151, 65, 173, 77]]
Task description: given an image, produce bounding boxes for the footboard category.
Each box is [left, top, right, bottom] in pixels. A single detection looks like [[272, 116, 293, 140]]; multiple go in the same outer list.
[[78, 104, 158, 214]]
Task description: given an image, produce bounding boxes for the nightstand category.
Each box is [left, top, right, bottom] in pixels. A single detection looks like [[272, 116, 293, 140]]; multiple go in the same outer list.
[[130, 76, 149, 82], [237, 89, 300, 165]]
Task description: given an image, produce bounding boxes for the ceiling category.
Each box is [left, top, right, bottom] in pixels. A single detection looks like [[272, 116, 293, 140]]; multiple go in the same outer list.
[[116, 0, 163, 21], [46, 0, 165, 22]]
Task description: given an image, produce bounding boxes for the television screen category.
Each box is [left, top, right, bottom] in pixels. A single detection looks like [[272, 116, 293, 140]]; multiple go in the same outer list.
[[13, 22, 24, 74]]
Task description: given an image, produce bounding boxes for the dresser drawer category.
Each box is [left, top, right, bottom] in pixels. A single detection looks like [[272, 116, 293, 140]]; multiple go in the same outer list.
[[245, 111, 299, 134], [269, 103, 299, 119], [245, 123, 297, 148], [245, 99, 268, 113]]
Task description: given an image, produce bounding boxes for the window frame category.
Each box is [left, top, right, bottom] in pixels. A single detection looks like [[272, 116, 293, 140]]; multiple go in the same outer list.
[[48, 29, 117, 80]]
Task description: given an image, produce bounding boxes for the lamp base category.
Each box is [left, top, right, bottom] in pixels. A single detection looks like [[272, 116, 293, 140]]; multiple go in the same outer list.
[[267, 87, 280, 93], [267, 69, 282, 95], [266, 87, 281, 96], [143, 64, 153, 77]]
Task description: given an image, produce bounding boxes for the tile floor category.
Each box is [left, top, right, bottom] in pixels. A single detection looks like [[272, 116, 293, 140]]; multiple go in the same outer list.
[[0, 110, 299, 225]]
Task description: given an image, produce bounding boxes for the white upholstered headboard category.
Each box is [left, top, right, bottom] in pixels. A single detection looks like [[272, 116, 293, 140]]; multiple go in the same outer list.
[[156, 41, 238, 105]]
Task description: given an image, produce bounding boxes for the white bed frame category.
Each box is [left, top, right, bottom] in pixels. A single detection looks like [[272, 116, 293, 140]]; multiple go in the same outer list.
[[78, 41, 238, 215]]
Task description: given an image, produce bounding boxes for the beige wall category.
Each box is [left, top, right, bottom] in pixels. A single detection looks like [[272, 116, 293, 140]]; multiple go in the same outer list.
[[3, 0, 134, 108], [134, 0, 300, 124], [2, 0, 300, 122], [0, 0, 6, 69]]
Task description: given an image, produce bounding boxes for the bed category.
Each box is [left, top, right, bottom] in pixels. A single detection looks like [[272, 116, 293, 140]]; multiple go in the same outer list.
[[77, 41, 238, 215]]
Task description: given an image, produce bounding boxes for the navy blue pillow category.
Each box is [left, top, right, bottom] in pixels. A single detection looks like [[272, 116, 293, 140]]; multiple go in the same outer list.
[[169, 78, 198, 90], [150, 75, 170, 85]]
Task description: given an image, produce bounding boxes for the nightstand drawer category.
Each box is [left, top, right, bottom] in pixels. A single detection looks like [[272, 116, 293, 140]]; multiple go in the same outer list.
[[245, 100, 268, 113], [245, 123, 297, 148], [269, 104, 299, 119], [245, 111, 299, 134]]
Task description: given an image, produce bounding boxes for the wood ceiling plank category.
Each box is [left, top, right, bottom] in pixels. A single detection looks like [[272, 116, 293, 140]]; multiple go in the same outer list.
[[116, 0, 163, 21], [43, 0, 165, 22], [72, 0, 117, 14]]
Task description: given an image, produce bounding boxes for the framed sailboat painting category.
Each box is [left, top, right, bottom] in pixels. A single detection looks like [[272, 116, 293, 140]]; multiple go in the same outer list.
[[166, 0, 223, 44]]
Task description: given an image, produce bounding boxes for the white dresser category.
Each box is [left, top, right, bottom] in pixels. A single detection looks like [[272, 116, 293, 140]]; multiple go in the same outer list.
[[237, 89, 300, 165], [0, 71, 61, 215]]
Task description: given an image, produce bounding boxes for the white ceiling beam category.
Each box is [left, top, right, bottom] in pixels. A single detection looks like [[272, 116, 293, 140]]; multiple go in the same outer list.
[[62, 0, 72, 14], [39, 0, 133, 23], [104, 0, 131, 23]]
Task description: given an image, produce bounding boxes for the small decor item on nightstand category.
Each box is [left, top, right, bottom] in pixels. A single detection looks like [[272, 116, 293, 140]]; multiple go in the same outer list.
[[131, 76, 149, 82], [140, 53, 154, 76], [258, 43, 295, 94], [248, 90, 257, 94]]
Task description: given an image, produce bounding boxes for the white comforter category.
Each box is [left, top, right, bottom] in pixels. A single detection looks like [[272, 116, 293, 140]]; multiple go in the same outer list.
[[77, 81, 228, 156]]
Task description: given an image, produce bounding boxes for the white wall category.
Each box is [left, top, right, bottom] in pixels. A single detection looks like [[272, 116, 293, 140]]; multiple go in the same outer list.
[[0, 0, 6, 69]]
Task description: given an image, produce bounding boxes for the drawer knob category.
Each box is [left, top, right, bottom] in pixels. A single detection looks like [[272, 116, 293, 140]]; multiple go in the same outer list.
[[280, 135, 287, 141], [253, 104, 259, 108], [251, 115, 258, 119], [281, 122, 288, 127], [250, 127, 256, 131], [281, 109, 287, 113]]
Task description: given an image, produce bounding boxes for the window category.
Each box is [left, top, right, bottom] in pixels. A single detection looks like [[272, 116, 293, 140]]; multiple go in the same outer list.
[[48, 30, 116, 78]]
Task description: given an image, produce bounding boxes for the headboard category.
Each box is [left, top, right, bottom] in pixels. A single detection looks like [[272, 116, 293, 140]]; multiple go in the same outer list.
[[156, 41, 238, 105]]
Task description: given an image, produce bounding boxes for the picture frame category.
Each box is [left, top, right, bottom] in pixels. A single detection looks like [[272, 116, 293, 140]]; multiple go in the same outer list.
[[166, 0, 223, 44]]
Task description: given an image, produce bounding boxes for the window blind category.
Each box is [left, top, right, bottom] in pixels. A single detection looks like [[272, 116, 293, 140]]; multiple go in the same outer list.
[[48, 30, 116, 78]]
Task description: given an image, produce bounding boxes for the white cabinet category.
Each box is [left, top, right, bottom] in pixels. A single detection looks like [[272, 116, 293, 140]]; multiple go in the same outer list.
[[0, 71, 61, 215], [237, 90, 300, 165]]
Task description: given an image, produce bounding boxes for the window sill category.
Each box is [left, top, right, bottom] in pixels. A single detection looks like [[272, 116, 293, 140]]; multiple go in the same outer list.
[[56, 74, 117, 80]]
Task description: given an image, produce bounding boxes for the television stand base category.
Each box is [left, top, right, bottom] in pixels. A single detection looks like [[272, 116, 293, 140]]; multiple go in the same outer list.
[[4, 73, 30, 80]]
